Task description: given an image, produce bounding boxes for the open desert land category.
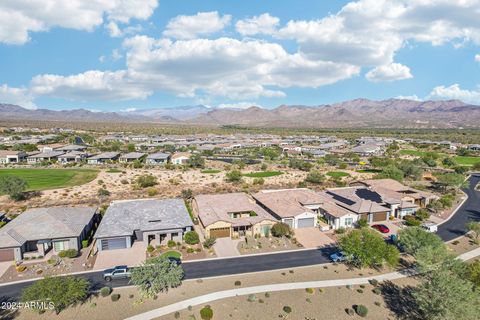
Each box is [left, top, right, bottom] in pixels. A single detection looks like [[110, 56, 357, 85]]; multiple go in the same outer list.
[[0, 162, 373, 211]]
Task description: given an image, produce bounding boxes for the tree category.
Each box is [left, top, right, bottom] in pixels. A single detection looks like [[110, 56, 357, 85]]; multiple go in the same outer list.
[[338, 228, 399, 268], [188, 154, 205, 169], [435, 173, 466, 190], [442, 157, 456, 167], [181, 188, 193, 200], [259, 147, 280, 160], [305, 170, 325, 184], [467, 260, 480, 287], [377, 165, 404, 181], [0, 175, 27, 201], [130, 256, 184, 299], [413, 268, 480, 320], [21, 276, 90, 314], [127, 143, 135, 152], [136, 174, 158, 188], [184, 231, 200, 245], [271, 222, 292, 237], [473, 162, 480, 171], [467, 221, 480, 244], [357, 218, 368, 228], [415, 208, 430, 221], [398, 227, 444, 257], [225, 170, 242, 183], [97, 188, 110, 197]]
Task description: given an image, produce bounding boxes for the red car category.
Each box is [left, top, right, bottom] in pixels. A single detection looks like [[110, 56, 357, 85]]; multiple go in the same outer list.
[[371, 224, 390, 233]]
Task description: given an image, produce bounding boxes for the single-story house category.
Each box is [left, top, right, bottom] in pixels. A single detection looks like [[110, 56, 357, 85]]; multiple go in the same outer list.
[[54, 144, 87, 152], [27, 151, 65, 163], [0, 207, 98, 261], [87, 152, 120, 164], [171, 152, 191, 165], [146, 152, 170, 165], [0, 150, 27, 164], [58, 151, 88, 163], [193, 193, 277, 238], [119, 152, 146, 163], [94, 198, 193, 251], [252, 189, 320, 229]]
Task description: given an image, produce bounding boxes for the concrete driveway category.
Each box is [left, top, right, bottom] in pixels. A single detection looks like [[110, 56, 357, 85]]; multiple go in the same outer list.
[[370, 221, 403, 237], [0, 261, 11, 278], [93, 241, 146, 270], [294, 227, 336, 249], [213, 238, 241, 257]]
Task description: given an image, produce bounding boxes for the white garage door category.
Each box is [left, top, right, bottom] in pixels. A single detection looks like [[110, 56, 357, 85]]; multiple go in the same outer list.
[[297, 218, 315, 228]]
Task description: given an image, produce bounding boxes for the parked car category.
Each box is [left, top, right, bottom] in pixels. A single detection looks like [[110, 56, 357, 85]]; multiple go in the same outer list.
[[421, 222, 438, 233], [103, 265, 131, 281], [371, 224, 390, 233], [330, 251, 347, 262]]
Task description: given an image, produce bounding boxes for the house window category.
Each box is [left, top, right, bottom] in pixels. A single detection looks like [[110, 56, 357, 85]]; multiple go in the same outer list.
[[53, 240, 69, 252], [345, 218, 353, 227]]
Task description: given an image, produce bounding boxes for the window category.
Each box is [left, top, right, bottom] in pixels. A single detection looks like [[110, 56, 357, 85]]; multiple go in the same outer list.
[[345, 218, 353, 226], [53, 240, 69, 252]]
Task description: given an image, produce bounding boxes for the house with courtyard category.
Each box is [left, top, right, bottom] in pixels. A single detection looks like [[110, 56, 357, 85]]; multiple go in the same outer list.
[[94, 198, 193, 251], [0, 207, 98, 262], [58, 151, 88, 163], [171, 152, 191, 165], [87, 152, 120, 164], [27, 151, 65, 163], [193, 193, 277, 238], [146, 152, 170, 165], [119, 152, 146, 163], [252, 189, 321, 229], [0, 150, 27, 164]]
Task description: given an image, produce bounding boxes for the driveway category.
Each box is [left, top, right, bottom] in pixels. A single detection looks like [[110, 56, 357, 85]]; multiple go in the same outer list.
[[93, 241, 146, 270], [213, 237, 241, 257], [370, 221, 403, 237], [0, 261, 11, 279], [294, 227, 336, 248]]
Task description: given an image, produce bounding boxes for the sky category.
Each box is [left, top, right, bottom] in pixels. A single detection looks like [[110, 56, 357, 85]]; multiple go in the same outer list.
[[0, 0, 480, 112]]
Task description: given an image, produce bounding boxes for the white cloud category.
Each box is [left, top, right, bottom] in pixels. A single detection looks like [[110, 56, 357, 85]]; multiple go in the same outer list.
[[0, 0, 158, 44], [106, 21, 143, 38], [236, 13, 279, 36], [99, 55, 106, 63], [163, 11, 231, 40], [121, 107, 137, 112], [216, 102, 260, 109], [112, 49, 122, 61], [365, 63, 413, 82], [0, 84, 36, 109], [428, 84, 480, 105], [396, 95, 421, 101], [475, 54, 480, 62], [30, 70, 152, 101]]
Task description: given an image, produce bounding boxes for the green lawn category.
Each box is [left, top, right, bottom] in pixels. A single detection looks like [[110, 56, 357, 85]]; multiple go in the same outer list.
[[106, 168, 122, 173], [0, 168, 98, 191], [326, 171, 350, 178], [356, 169, 382, 173], [453, 156, 480, 166], [399, 149, 429, 157], [160, 251, 182, 259], [243, 171, 284, 178], [201, 169, 221, 174]]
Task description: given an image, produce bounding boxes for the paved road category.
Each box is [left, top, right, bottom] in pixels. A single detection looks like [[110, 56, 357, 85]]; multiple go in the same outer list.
[[437, 174, 480, 241], [2, 174, 478, 300]]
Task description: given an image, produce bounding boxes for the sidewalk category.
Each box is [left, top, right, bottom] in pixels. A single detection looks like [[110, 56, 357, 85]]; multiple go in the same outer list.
[[125, 246, 480, 320]]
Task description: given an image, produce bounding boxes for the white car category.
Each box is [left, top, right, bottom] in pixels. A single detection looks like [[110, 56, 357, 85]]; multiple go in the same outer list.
[[421, 222, 438, 233]]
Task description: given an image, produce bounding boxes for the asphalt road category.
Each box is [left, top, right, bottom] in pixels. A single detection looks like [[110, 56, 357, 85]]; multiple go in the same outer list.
[[2, 174, 478, 301], [437, 173, 480, 241]]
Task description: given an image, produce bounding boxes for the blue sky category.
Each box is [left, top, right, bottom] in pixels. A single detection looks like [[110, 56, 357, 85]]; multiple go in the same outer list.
[[0, 0, 479, 111]]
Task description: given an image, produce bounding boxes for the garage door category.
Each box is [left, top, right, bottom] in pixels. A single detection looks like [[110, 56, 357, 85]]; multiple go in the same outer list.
[[0, 248, 14, 262], [297, 218, 315, 228], [371, 212, 388, 222], [209, 227, 230, 238], [101, 238, 127, 250]]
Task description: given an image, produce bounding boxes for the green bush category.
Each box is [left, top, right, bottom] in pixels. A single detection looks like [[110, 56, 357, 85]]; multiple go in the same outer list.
[[283, 306, 292, 313], [247, 294, 257, 302], [203, 237, 216, 249], [100, 286, 112, 297], [357, 218, 368, 228], [146, 244, 154, 253], [234, 280, 241, 286], [305, 170, 326, 184], [404, 215, 421, 226], [200, 306, 213, 320], [355, 305, 368, 317], [373, 287, 382, 295], [174, 311, 180, 319], [184, 231, 200, 245], [136, 174, 157, 188], [82, 240, 89, 248], [167, 240, 176, 248], [58, 249, 78, 258], [271, 222, 292, 237], [369, 279, 379, 286], [110, 293, 120, 302], [305, 288, 314, 294]]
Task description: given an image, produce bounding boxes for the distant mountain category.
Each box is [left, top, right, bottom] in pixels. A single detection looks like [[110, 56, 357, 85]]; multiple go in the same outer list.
[[1, 99, 479, 128]]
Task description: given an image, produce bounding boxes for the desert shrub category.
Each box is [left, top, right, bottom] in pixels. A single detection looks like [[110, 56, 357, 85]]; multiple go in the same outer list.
[[335, 227, 346, 234], [203, 237, 216, 249], [305, 288, 314, 294], [184, 231, 200, 245], [146, 245, 154, 253], [346, 308, 355, 316], [271, 222, 292, 237], [357, 218, 368, 228], [373, 287, 382, 295], [404, 215, 421, 226], [234, 280, 241, 286], [265, 292, 270, 298], [283, 306, 292, 314], [147, 188, 158, 197], [120, 179, 129, 184], [174, 311, 180, 319], [167, 240, 176, 248], [415, 208, 430, 221], [100, 286, 112, 297], [369, 279, 379, 286], [97, 188, 110, 197], [355, 305, 368, 317], [357, 289, 364, 293], [200, 306, 213, 320], [58, 249, 78, 258], [16, 265, 27, 272], [111, 293, 120, 302], [186, 248, 195, 253], [305, 170, 325, 184], [136, 174, 157, 188], [247, 294, 257, 302]]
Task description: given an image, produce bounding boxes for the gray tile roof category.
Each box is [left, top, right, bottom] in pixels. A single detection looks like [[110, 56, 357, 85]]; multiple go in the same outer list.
[[120, 152, 146, 160], [146, 152, 170, 160], [0, 207, 97, 248], [95, 198, 193, 238], [88, 152, 120, 160]]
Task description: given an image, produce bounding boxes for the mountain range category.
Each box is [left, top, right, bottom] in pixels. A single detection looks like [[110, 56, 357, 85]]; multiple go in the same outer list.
[[1, 99, 479, 129]]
